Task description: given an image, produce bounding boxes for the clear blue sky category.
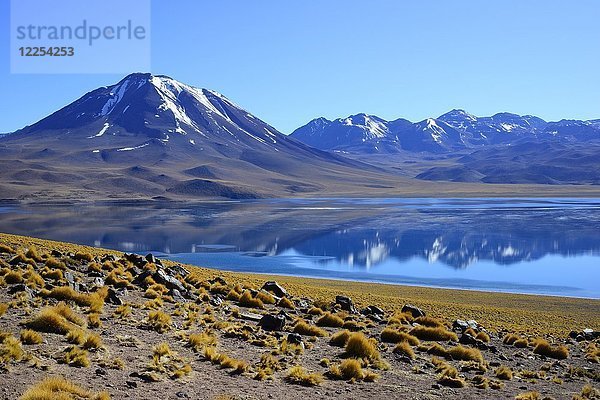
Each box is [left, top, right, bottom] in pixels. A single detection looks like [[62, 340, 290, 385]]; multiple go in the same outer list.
[[1, 0, 599, 134]]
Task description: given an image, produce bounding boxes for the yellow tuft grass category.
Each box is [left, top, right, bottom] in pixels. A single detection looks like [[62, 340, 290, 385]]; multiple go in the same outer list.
[[0, 302, 8, 318], [278, 296, 295, 309], [147, 310, 172, 333], [87, 313, 101, 329], [447, 345, 484, 364], [316, 312, 344, 328], [532, 338, 569, 359], [330, 329, 351, 347], [256, 291, 276, 305], [24, 303, 86, 334], [188, 332, 217, 352], [293, 320, 327, 337], [20, 329, 43, 345], [476, 331, 491, 343], [432, 357, 466, 388], [514, 392, 540, 400], [62, 346, 90, 367], [393, 341, 416, 359], [285, 365, 324, 386], [344, 332, 380, 361], [5, 270, 24, 284], [42, 286, 106, 313], [308, 306, 324, 315], [409, 325, 457, 342], [380, 328, 420, 345], [238, 291, 264, 309], [20, 376, 110, 400], [82, 333, 103, 351], [414, 316, 445, 327], [0, 334, 24, 363], [495, 365, 513, 380]]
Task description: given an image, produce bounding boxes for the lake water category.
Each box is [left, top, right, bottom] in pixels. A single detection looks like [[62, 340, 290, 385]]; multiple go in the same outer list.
[[1, 198, 599, 298]]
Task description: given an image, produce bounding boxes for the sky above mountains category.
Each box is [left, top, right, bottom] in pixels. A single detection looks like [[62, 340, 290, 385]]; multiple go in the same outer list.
[[1, 0, 599, 134]]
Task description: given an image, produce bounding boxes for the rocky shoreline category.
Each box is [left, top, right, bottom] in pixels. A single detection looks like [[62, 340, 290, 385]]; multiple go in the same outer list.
[[0, 235, 598, 399]]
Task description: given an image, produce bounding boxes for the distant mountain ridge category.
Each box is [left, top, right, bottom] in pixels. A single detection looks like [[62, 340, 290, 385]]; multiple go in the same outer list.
[[291, 109, 600, 154]]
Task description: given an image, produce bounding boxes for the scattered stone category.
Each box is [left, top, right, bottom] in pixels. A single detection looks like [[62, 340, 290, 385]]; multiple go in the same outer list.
[[209, 295, 224, 307], [259, 314, 286, 331], [402, 304, 425, 318], [261, 281, 287, 298], [362, 305, 385, 316], [95, 368, 107, 376], [145, 253, 157, 264], [125, 381, 137, 389], [176, 392, 189, 399], [170, 288, 186, 302], [278, 310, 293, 320], [335, 295, 358, 314], [153, 268, 189, 297], [105, 287, 123, 305], [240, 312, 264, 323], [286, 333, 303, 345], [91, 277, 104, 287], [208, 277, 227, 286], [170, 265, 190, 277], [50, 250, 62, 258], [8, 284, 35, 298]]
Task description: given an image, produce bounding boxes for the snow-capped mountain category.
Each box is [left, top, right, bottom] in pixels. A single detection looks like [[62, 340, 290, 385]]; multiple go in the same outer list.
[[0, 73, 394, 200], [291, 109, 600, 154]]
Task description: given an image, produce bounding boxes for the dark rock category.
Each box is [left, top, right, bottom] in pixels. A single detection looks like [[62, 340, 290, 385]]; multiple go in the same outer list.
[[91, 277, 104, 287], [50, 250, 63, 258], [64, 271, 75, 286], [101, 254, 117, 263], [335, 295, 357, 314], [124, 253, 147, 268], [153, 268, 188, 297], [367, 313, 384, 323], [8, 284, 35, 298], [287, 333, 303, 345], [170, 265, 190, 277], [209, 295, 223, 307], [240, 312, 263, 322], [259, 314, 286, 331], [459, 333, 478, 346], [453, 319, 470, 331], [145, 253, 157, 264], [105, 287, 123, 305], [95, 368, 107, 376], [362, 305, 385, 316], [261, 281, 288, 298], [401, 304, 425, 318], [278, 310, 293, 320], [295, 299, 309, 309], [132, 270, 153, 287], [125, 381, 137, 389], [208, 276, 227, 286], [569, 330, 579, 339], [170, 289, 185, 302], [176, 392, 189, 399], [583, 328, 599, 340]]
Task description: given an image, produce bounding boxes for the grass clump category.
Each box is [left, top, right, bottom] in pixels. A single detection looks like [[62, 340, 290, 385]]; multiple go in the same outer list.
[[330, 329, 351, 347], [62, 346, 90, 367], [238, 291, 264, 309], [87, 313, 101, 328], [393, 341, 416, 359], [0, 334, 24, 363], [308, 306, 324, 315], [24, 303, 86, 334], [113, 304, 132, 319], [5, 270, 24, 284], [293, 320, 327, 337], [74, 252, 94, 262], [20, 329, 43, 345], [20, 376, 110, 400], [285, 365, 324, 386], [344, 332, 380, 361], [82, 333, 103, 351], [42, 286, 106, 313], [0, 244, 14, 254], [476, 331, 491, 343], [447, 345, 484, 364], [278, 296, 295, 309], [147, 310, 172, 333], [414, 316, 445, 327], [418, 342, 449, 357], [148, 342, 192, 379], [432, 357, 466, 388], [409, 325, 458, 342], [316, 312, 344, 328], [188, 332, 217, 352], [532, 338, 569, 359], [514, 392, 540, 400], [495, 365, 514, 380], [585, 343, 600, 363], [380, 327, 420, 345], [0, 303, 8, 318], [256, 291, 276, 305]]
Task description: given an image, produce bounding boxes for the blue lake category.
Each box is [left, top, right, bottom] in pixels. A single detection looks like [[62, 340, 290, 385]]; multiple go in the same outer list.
[[0, 198, 599, 298]]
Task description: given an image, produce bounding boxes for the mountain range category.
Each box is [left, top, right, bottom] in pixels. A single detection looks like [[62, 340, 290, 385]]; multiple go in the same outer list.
[[291, 110, 600, 154], [1, 73, 599, 201]]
